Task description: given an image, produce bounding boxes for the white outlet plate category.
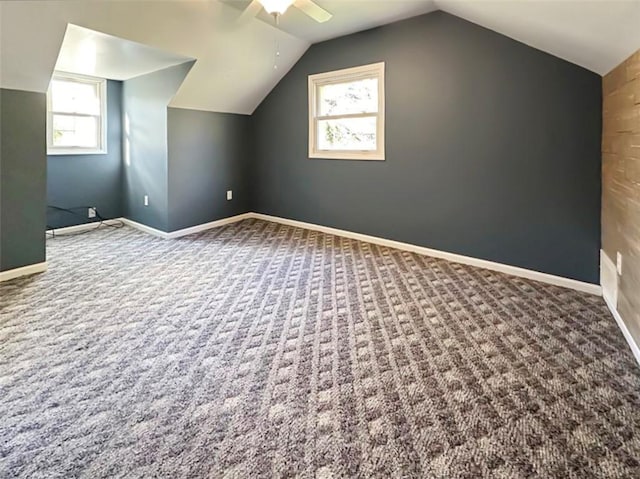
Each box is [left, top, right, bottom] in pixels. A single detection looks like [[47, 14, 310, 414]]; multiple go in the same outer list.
[[88, 207, 96, 219], [227, 190, 232, 201], [144, 195, 149, 206], [617, 252, 622, 275]]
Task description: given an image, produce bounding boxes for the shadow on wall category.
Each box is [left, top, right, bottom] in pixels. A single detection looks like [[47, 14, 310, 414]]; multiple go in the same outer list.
[[122, 61, 195, 232]]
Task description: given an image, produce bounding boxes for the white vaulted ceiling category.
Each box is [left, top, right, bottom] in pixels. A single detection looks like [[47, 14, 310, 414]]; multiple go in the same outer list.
[[222, 0, 439, 43], [0, 0, 309, 114], [1, 0, 640, 115], [437, 0, 640, 78], [55, 24, 195, 81]]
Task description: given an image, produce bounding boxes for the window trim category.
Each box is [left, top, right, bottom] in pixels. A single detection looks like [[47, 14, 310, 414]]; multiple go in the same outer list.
[[308, 62, 385, 161], [47, 72, 108, 156]]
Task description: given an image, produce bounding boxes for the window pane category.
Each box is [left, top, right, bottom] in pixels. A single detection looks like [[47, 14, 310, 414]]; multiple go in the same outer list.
[[318, 78, 377, 116], [52, 115, 99, 148], [51, 79, 100, 115], [317, 117, 377, 151]]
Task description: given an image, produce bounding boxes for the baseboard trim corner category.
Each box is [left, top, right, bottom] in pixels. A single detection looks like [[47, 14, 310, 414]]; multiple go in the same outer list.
[[122, 213, 253, 239], [249, 213, 602, 296], [602, 294, 640, 368], [165, 213, 254, 239], [0, 262, 48, 282], [120, 218, 171, 239]]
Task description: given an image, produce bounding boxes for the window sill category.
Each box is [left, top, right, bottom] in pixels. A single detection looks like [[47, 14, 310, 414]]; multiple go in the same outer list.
[[309, 151, 385, 161], [48, 149, 108, 156]]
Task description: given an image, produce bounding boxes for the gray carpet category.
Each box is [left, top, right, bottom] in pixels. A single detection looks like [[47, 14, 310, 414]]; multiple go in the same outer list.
[[1, 219, 640, 478]]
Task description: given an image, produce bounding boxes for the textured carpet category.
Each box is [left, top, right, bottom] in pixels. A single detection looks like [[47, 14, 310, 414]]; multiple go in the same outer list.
[[1, 219, 640, 478]]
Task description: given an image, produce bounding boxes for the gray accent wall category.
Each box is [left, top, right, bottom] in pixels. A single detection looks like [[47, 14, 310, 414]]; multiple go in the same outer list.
[[0, 88, 46, 272], [47, 80, 123, 229], [167, 108, 252, 232], [252, 11, 602, 283], [122, 62, 194, 232]]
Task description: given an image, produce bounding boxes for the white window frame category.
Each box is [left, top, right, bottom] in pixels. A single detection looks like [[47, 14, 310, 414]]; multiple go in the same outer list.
[[308, 62, 385, 161], [47, 72, 107, 155]]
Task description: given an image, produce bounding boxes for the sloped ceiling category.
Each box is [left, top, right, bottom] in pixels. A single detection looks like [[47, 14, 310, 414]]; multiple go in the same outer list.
[[224, 0, 438, 43], [55, 25, 195, 81], [437, 0, 640, 77], [1, 0, 640, 115], [0, 0, 309, 114]]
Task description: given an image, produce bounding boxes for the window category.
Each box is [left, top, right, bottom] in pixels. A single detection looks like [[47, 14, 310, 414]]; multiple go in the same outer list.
[[47, 73, 107, 155], [308, 62, 385, 160]]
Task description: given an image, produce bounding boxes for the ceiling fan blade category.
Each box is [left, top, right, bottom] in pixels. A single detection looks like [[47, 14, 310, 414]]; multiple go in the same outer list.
[[294, 0, 332, 23], [239, 0, 264, 22]]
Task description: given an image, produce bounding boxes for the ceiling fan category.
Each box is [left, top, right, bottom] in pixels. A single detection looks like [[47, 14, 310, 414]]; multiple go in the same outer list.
[[240, 0, 332, 25]]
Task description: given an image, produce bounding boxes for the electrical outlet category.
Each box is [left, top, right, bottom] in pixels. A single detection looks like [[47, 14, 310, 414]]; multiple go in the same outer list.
[[144, 195, 149, 206], [227, 190, 233, 201], [88, 207, 96, 219], [616, 252, 622, 275]]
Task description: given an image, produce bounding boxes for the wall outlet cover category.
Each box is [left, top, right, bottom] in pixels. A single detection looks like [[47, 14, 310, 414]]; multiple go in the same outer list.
[[227, 190, 233, 201], [88, 207, 97, 219], [616, 252, 622, 275], [144, 195, 149, 206]]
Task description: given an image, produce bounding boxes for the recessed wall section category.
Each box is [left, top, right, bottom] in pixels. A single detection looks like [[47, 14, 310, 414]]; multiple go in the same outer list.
[[47, 80, 123, 229], [167, 108, 252, 232]]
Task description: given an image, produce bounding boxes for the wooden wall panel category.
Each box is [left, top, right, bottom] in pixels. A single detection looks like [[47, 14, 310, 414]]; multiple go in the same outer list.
[[602, 49, 640, 342]]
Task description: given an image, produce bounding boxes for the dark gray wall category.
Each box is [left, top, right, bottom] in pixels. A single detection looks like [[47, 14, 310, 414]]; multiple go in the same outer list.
[[47, 80, 123, 229], [0, 88, 46, 272], [122, 62, 193, 232], [167, 108, 252, 231], [252, 11, 602, 283]]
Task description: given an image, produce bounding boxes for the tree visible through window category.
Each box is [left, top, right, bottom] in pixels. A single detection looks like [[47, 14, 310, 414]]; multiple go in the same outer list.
[[47, 73, 106, 155], [309, 63, 385, 160]]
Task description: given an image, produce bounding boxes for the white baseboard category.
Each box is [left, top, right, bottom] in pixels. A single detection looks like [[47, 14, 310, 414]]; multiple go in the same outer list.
[[250, 213, 602, 296], [164, 213, 254, 239], [120, 218, 171, 238], [602, 293, 640, 367], [121, 213, 252, 239], [116, 211, 601, 296], [600, 249, 640, 368], [0, 261, 48, 282], [46, 219, 125, 237]]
